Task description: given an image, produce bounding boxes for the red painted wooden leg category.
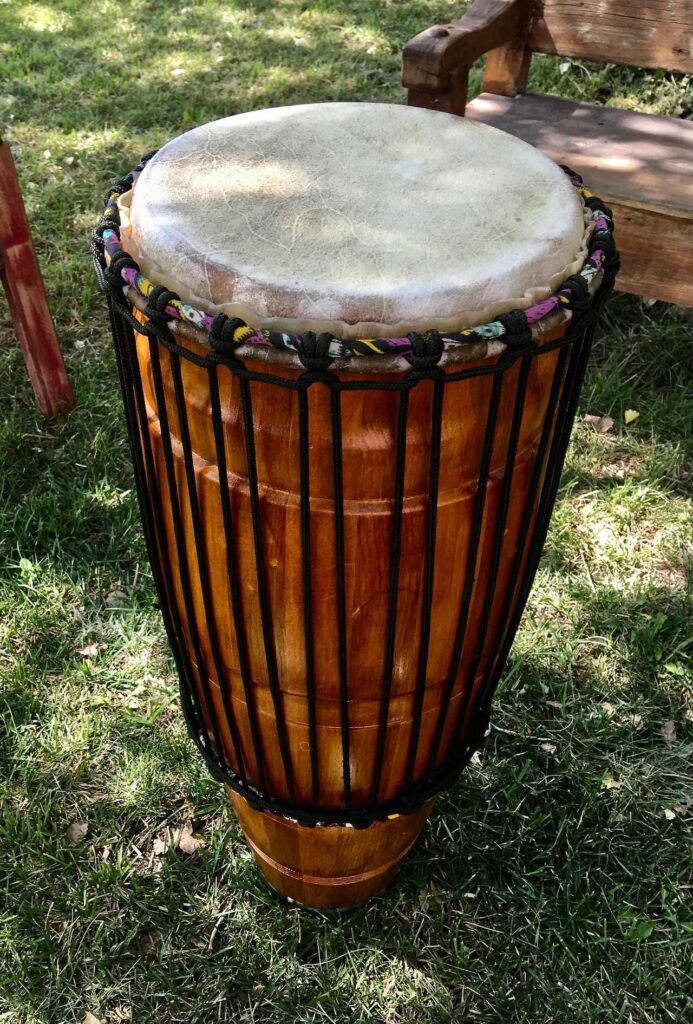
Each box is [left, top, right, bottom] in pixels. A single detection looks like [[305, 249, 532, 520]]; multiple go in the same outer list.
[[0, 141, 75, 416]]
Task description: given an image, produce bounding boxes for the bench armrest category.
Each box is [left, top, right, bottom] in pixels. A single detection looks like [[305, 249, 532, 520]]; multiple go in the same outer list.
[[402, 0, 529, 93]]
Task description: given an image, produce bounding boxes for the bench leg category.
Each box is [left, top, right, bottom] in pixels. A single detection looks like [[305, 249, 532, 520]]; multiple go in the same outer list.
[[0, 141, 75, 417]]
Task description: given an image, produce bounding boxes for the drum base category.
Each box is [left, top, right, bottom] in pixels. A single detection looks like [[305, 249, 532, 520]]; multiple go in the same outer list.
[[229, 790, 435, 909]]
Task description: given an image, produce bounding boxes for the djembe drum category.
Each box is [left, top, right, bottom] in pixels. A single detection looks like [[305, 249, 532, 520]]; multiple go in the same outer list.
[[93, 103, 617, 908]]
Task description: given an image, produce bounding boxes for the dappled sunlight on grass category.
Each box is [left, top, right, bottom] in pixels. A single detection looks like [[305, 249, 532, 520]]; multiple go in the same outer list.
[[1, 1, 691, 1021], [16, 3, 72, 34]]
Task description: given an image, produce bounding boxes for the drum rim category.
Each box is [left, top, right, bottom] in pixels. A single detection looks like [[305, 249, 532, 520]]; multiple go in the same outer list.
[[93, 156, 616, 375]]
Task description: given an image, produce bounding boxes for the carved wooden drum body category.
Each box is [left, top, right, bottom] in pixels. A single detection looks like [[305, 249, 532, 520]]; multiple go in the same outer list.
[[95, 103, 617, 907]]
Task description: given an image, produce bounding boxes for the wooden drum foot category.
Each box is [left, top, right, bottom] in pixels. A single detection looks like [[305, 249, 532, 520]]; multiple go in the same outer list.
[[229, 790, 435, 909]]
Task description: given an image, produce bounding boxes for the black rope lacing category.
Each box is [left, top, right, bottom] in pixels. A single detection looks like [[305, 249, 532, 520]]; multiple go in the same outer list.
[[94, 153, 617, 372], [94, 152, 619, 827]]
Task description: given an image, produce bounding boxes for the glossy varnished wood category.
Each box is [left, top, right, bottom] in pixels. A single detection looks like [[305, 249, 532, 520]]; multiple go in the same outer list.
[[133, 320, 568, 904], [231, 791, 435, 908]]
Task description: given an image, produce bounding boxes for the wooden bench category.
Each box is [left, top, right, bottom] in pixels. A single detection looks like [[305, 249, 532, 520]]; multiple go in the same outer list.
[[402, 0, 693, 307]]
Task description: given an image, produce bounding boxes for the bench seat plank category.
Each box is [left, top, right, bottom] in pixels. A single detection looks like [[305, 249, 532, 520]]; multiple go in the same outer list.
[[466, 91, 693, 304]]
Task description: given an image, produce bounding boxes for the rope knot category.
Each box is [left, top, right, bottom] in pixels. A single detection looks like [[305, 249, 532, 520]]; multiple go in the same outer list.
[[498, 309, 532, 349], [558, 273, 591, 315], [102, 176, 133, 205], [299, 331, 335, 371], [144, 284, 178, 330], [559, 164, 582, 184], [583, 195, 614, 221], [102, 247, 138, 295], [210, 313, 247, 354], [405, 330, 443, 369], [589, 232, 617, 262]]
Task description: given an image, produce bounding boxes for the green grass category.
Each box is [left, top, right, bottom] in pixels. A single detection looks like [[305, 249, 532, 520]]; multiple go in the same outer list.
[[1, 2, 692, 1022]]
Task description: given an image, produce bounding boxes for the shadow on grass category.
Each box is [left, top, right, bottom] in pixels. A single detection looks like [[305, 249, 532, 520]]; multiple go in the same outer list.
[[3, 546, 691, 1015], [1, 0, 435, 141], [3, 679, 689, 1020], [1, 3, 692, 1018]]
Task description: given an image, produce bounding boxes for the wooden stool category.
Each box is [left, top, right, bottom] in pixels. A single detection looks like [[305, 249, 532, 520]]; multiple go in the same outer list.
[[0, 139, 74, 416]]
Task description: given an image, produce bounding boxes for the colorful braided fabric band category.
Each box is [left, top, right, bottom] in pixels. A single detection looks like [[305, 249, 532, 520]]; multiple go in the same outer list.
[[94, 153, 616, 364]]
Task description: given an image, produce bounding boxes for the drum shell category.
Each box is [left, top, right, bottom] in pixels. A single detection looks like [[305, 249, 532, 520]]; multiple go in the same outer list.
[[133, 322, 567, 812]]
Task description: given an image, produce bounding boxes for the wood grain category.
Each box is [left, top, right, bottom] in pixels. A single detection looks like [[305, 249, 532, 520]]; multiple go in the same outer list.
[[132, 316, 569, 904], [602, 200, 693, 306], [482, 0, 533, 96], [529, 1, 693, 74], [406, 64, 470, 116], [402, 0, 529, 91], [466, 91, 693, 304], [0, 141, 74, 416], [231, 792, 435, 908]]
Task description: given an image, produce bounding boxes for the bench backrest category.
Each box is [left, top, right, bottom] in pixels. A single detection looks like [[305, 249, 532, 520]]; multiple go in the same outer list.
[[528, 0, 693, 74]]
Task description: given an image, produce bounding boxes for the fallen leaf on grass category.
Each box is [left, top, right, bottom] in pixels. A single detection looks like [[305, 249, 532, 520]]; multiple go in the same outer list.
[[583, 413, 615, 434], [132, 833, 168, 875], [601, 774, 622, 790], [84, 1013, 102, 1024], [66, 821, 88, 843], [664, 808, 676, 820], [178, 820, 204, 855], [104, 587, 127, 608], [624, 409, 640, 425], [539, 741, 557, 754], [152, 835, 168, 857], [661, 720, 676, 747]]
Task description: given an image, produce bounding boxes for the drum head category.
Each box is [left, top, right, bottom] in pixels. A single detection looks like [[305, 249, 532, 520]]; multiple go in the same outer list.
[[119, 103, 589, 339]]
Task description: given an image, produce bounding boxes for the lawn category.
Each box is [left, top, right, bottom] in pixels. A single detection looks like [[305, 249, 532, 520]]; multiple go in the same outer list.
[[1, 2, 692, 1022]]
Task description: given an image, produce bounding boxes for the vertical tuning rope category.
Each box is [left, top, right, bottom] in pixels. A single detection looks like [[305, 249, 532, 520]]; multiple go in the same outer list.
[[101, 254, 616, 826]]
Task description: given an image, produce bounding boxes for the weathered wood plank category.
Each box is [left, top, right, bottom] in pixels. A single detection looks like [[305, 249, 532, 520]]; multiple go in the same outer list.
[[604, 200, 693, 306], [480, 0, 533, 95], [465, 92, 693, 305], [465, 92, 693, 213], [407, 64, 470, 116], [529, 0, 693, 74], [402, 0, 530, 91]]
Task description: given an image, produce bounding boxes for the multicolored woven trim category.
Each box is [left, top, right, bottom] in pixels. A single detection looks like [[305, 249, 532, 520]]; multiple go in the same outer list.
[[94, 154, 616, 363]]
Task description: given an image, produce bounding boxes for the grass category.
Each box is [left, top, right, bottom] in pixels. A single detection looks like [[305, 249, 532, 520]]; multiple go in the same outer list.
[[1, 2, 692, 1022]]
